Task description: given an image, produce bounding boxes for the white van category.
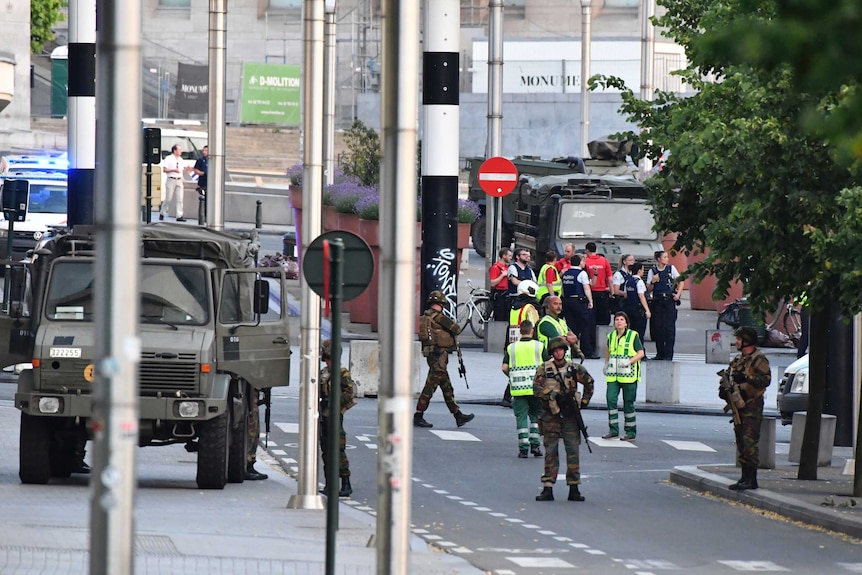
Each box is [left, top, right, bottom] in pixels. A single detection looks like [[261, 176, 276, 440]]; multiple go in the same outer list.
[[141, 125, 208, 207], [0, 171, 68, 261]]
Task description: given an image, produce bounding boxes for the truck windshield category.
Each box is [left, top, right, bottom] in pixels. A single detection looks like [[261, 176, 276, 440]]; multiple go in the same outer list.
[[45, 261, 209, 325], [558, 201, 656, 241]]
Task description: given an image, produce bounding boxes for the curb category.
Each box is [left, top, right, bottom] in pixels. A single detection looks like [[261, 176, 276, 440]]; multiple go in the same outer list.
[[669, 465, 862, 539]]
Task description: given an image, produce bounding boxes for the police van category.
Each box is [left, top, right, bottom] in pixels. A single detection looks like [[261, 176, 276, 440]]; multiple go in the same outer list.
[[0, 170, 69, 262]]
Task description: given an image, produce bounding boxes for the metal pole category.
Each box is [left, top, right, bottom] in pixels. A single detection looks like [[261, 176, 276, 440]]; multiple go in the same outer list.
[[288, 0, 325, 511], [378, 0, 420, 571], [207, 0, 227, 230], [638, 0, 655, 177], [579, 0, 592, 159], [325, 239, 343, 574], [90, 1, 141, 573], [67, 0, 96, 228], [483, 0, 503, 351], [323, 1, 338, 186], [420, 0, 460, 315]]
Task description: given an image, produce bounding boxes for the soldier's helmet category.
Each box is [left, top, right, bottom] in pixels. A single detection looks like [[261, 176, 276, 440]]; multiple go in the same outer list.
[[548, 337, 568, 353], [734, 326, 758, 346], [517, 280, 539, 298], [321, 339, 332, 360], [426, 290, 447, 305]]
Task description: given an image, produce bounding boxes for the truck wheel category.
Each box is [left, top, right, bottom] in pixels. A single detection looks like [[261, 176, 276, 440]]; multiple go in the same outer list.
[[20, 414, 52, 484], [471, 218, 487, 258], [196, 411, 229, 490], [50, 436, 76, 478], [227, 383, 248, 484]]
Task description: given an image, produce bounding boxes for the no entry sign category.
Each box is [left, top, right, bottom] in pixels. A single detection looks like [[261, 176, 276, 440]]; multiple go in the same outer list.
[[477, 157, 519, 197]]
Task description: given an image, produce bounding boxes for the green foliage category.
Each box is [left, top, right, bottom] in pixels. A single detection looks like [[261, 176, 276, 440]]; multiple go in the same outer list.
[[31, 0, 68, 54], [342, 120, 381, 187], [591, 0, 859, 316]]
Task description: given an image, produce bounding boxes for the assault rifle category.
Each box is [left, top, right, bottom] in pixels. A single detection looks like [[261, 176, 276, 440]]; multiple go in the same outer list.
[[553, 367, 592, 453], [455, 343, 470, 389], [716, 369, 742, 426]]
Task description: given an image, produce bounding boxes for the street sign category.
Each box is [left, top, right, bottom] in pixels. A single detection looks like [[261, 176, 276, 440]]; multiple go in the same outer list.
[[477, 156, 519, 197], [303, 231, 373, 301]]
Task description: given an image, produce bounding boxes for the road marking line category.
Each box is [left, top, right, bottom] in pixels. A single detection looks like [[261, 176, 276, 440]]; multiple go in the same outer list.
[[661, 440, 716, 452], [434, 489, 449, 494], [717, 560, 790, 571], [507, 557, 575, 568], [430, 430, 482, 441], [274, 422, 298, 434], [270, 449, 285, 455], [590, 437, 638, 448]]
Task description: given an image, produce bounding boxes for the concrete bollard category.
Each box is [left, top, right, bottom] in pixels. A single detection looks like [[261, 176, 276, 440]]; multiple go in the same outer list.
[[642, 360, 680, 404], [596, 325, 613, 358], [705, 329, 733, 364], [759, 416, 776, 469], [788, 412, 837, 466], [349, 340, 422, 398], [484, 320, 509, 354]]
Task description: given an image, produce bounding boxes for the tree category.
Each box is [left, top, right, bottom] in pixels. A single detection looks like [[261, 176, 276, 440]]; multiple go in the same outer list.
[[31, 0, 68, 55], [592, 0, 860, 481], [341, 119, 381, 187]]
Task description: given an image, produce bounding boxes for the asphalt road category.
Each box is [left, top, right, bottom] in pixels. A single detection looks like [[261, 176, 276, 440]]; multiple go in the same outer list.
[[268, 397, 862, 574]]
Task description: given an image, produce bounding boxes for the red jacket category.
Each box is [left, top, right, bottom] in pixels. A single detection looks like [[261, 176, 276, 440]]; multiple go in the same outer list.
[[490, 261, 509, 291], [583, 254, 613, 292]]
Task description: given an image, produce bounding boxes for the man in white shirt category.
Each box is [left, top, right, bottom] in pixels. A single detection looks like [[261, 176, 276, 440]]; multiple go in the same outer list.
[[160, 144, 187, 222]]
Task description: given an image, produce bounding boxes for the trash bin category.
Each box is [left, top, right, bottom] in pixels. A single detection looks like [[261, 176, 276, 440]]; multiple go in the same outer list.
[[283, 231, 297, 258]]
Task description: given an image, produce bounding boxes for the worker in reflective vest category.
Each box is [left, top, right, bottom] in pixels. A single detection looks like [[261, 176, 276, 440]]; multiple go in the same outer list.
[[502, 320, 544, 459], [602, 311, 645, 441]]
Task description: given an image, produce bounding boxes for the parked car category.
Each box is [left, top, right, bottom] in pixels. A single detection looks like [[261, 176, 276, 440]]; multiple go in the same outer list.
[[777, 354, 809, 425]]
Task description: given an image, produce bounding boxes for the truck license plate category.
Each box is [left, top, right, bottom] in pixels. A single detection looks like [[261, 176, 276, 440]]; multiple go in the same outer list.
[[49, 347, 82, 358]]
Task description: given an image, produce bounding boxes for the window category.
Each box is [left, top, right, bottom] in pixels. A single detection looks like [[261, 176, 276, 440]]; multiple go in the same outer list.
[[160, 0, 191, 6], [269, 0, 301, 8]]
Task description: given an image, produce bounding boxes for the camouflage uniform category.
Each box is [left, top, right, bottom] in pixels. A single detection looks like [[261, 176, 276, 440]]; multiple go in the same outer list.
[[728, 348, 771, 469], [247, 388, 262, 464], [417, 308, 462, 415], [533, 357, 594, 487], [319, 365, 357, 481]]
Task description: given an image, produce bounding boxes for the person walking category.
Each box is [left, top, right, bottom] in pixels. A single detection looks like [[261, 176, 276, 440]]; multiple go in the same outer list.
[[536, 295, 584, 362], [502, 321, 544, 458], [646, 250, 684, 360], [319, 339, 356, 497], [603, 311, 645, 441], [490, 248, 512, 321], [621, 262, 651, 343], [721, 327, 771, 491], [533, 337, 594, 502], [192, 145, 208, 221], [414, 291, 475, 429], [560, 254, 596, 358], [160, 144, 188, 222], [507, 248, 537, 300], [536, 250, 562, 305]]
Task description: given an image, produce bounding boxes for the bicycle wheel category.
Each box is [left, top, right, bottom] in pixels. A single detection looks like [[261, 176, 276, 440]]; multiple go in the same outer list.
[[456, 302, 471, 333], [784, 308, 803, 341], [470, 299, 493, 338]]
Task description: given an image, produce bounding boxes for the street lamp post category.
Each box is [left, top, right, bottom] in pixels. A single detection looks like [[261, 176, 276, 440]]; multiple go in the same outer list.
[[579, 0, 592, 159]]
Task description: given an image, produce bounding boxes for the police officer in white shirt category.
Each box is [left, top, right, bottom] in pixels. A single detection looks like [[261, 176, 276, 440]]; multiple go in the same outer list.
[[160, 144, 187, 221]]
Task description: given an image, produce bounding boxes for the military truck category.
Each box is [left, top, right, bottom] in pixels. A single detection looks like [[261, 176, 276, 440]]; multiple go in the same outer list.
[[0, 223, 291, 489], [513, 172, 661, 269], [465, 139, 638, 257]]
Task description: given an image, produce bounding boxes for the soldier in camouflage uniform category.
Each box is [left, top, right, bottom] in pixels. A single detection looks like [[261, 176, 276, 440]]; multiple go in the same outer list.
[[414, 290, 475, 429], [533, 337, 594, 502], [319, 339, 357, 497], [724, 326, 771, 490], [246, 386, 268, 480]]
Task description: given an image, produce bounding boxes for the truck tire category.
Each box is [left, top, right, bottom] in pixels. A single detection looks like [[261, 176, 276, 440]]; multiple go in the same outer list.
[[196, 411, 229, 490], [227, 383, 248, 484], [20, 414, 52, 484], [50, 436, 76, 478], [471, 218, 487, 258]]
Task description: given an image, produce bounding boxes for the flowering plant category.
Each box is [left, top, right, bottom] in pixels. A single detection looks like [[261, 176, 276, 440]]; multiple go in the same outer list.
[[286, 163, 303, 186], [354, 193, 380, 220], [457, 199, 481, 224]]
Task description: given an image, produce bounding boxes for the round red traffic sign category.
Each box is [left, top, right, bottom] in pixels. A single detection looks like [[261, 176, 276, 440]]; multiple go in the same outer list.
[[477, 156, 519, 197]]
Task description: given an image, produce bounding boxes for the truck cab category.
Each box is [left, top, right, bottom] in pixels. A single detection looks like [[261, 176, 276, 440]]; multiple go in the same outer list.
[[0, 224, 291, 489]]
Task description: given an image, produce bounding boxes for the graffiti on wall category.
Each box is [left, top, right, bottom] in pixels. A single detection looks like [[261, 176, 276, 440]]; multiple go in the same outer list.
[[426, 247, 458, 319]]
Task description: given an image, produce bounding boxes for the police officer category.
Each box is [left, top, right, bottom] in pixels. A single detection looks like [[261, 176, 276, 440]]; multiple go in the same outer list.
[[502, 320, 544, 458], [319, 339, 356, 497], [561, 254, 596, 358], [724, 327, 771, 490], [414, 291, 475, 429], [646, 250, 684, 360], [621, 262, 651, 343], [533, 337, 594, 502], [536, 250, 562, 305]]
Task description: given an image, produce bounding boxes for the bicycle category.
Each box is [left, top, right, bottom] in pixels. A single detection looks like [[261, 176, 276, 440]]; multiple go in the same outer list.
[[716, 297, 803, 345], [456, 279, 493, 338]]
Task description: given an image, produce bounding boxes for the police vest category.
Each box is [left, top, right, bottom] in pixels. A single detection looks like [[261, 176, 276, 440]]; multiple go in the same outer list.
[[509, 303, 540, 343], [536, 315, 570, 359], [536, 263, 562, 301], [652, 266, 674, 295], [606, 329, 640, 383], [508, 264, 535, 295], [561, 268, 586, 299], [506, 339, 544, 396], [624, 274, 641, 307]]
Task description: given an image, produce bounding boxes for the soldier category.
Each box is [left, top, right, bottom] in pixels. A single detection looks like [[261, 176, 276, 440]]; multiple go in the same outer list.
[[533, 337, 594, 502], [414, 290, 475, 429], [319, 339, 356, 497], [246, 387, 269, 480], [502, 320, 544, 458], [722, 326, 771, 490]]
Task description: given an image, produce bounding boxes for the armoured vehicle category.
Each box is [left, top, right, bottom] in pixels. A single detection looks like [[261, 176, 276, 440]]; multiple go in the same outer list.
[[1, 224, 291, 489], [466, 139, 638, 257]]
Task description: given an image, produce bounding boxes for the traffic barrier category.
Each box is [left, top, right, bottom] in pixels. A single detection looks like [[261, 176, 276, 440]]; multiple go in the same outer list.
[[759, 417, 776, 469], [789, 412, 837, 466], [349, 340, 422, 398], [705, 329, 733, 364], [642, 360, 680, 404]]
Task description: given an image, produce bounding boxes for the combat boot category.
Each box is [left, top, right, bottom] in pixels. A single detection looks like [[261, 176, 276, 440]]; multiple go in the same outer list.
[[454, 411, 475, 428], [246, 463, 269, 481], [530, 445, 543, 457], [339, 477, 353, 498], [413, 412, 433, 428], [568, 485, 585, 502], [535, 486, 554, 501], [729, 466, 758, 491]]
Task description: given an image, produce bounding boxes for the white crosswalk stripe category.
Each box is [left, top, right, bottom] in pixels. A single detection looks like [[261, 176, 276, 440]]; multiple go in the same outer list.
[[429, 430, 482, 441], [663, 353, 705, 363], [661, 440, 716, 452], [717, 560, 790, 571]]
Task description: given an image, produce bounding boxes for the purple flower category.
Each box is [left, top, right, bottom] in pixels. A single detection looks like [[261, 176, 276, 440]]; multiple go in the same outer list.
[[457, 198, 481, 223], [286, 163, 303, 186]]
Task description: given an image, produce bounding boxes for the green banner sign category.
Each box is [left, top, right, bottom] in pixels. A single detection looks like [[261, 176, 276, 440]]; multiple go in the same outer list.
[[239, 63, 301, 125]]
